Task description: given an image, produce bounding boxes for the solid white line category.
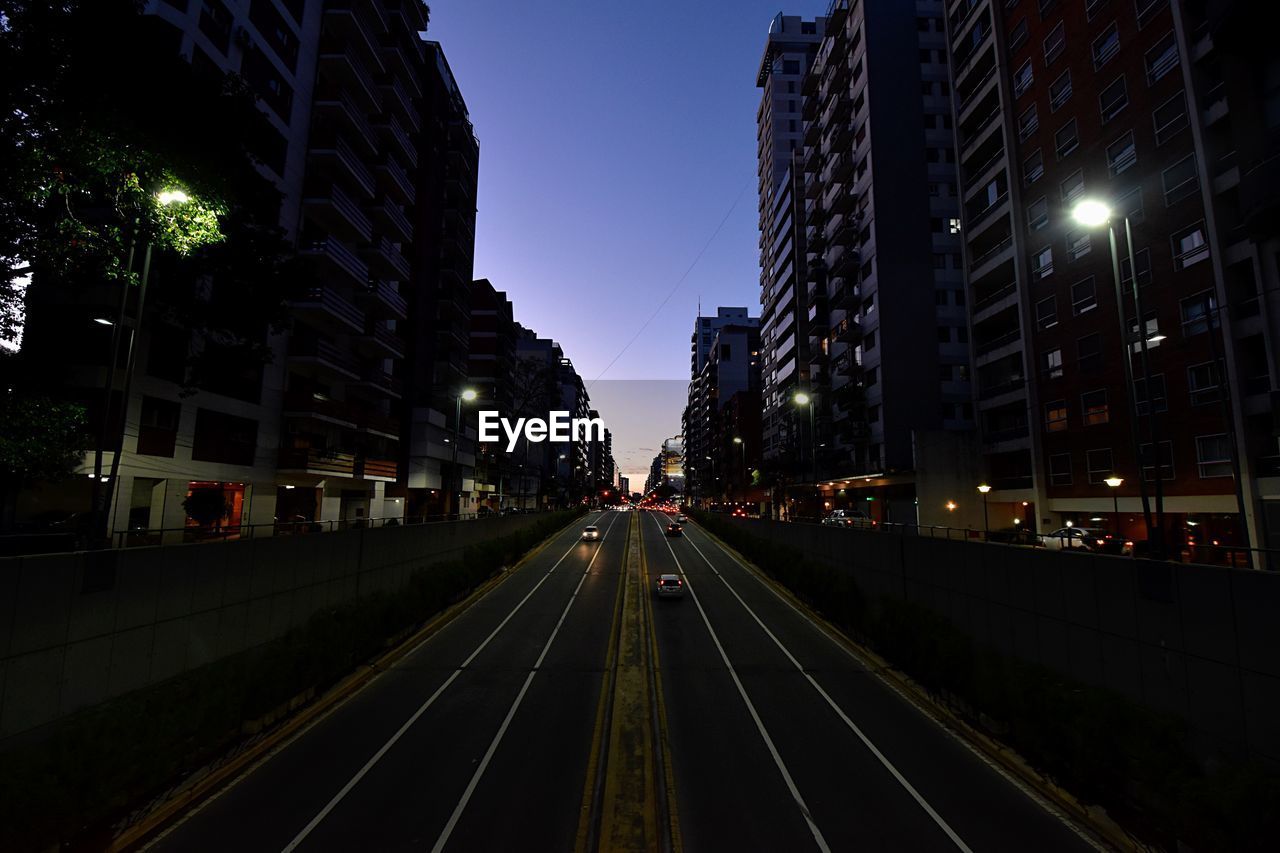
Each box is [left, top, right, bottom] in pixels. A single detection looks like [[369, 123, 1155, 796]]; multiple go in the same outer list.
[[679, 527, 974, 853], [430, 510, 621, 853], [281, 512, 610, 853], [648, 513, 831, 853]]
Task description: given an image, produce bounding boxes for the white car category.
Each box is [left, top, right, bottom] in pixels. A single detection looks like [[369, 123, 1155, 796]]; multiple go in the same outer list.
[[655, 573, 684, 598], [1042, 527, 1103, 551], [676, 514, 688, 523], [581, 525, 600, 541]]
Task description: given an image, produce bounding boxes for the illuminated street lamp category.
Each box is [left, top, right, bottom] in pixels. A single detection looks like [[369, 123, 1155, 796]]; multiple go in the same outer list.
[[793, 390, 816, 483], [733, 436, 746, 492], [1071, 197, 1161, 554], [451, 388, 478, 516], [1104, 476, 1123, 531], [977, 484, 991, 536]]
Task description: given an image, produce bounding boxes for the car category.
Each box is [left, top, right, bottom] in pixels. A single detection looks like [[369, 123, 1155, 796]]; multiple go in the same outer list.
[[581, 525, 600, 541], [675, 514, 688, 523], [655, 573, 684, 598], [665, 523, 683, 537], [731, 507, 748, 518], [1042, 527, 1104, 551], [821, 509, 875, 528]]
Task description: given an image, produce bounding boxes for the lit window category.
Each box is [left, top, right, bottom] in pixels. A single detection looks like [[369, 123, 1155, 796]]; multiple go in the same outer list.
[[1082, 389, 1109, 425]]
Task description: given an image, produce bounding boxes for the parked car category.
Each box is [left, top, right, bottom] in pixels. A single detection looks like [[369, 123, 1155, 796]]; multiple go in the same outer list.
[[665, 523, 683, 537], [655, 573, 684, 598], [1042, 527, 1106, 551], [986, 526, 1043, 547], [581, 525, 600, 541], [821, 509, 875, 528]]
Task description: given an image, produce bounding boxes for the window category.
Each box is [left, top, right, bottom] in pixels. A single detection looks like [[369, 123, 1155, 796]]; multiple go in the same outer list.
[[192, 408, 259, 467], [937, 326, 952, 343], [1018, 104, 1040, 139], [1014, 60, 1034, 96], [1162, 154, 1200, 205], [1024, 148, 1045, 184], [1134, 374, 1168, 414], [1196, 435, 1233, 478], [1078, 333, 1102, 372], [1049, 70, 1072, 110], [198, 0, 233, 53], [1118, 184, 1145, 224], [1085, 0, 1108, 19], [1009, 18, 1029, 52], [1027, 196, 1048, 230], [1082, 389, 1110, 425], [1121, 248, 1152, 286], [1153, 91, 1187, 144], [1146, 32, 1178, 83], [1087, 449, 1115, 484], [865, 366, 878, 387], [1045, 400, 1069, 432], [1043, 347, 1063, 378], [1099, 76, 1129, 122], [1036, 295, 1058, 329], [1093, 22, 1120, 68], [1033, 245, 1054, 278], [1072, 276, 1097, 314], [1180, 290, 1218, 336], [865, 330, 877, 350], [1055, 118, 1079, 158], [138, 397, 180, 457], [1060, 169, 1084, 203], [1043, 22, 1066, 64], [1140, 440, 1175, 481], [1049, 453, 1073, 486], [1187, 361, 1221, 405], [949, 217, 962, 234], [1067, 229, 1092, 261], [1172, 222, 1210, 269], [1107, 132, 1137, 176]]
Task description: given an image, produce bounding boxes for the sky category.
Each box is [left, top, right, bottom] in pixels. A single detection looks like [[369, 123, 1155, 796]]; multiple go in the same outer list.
[[430, 1, 813, 483]]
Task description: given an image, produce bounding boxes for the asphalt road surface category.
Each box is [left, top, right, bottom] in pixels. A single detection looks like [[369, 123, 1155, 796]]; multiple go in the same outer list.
[[143, 509, 1101, 853]]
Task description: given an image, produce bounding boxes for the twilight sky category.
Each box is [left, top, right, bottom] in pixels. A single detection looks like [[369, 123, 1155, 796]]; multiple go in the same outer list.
[[430, 1, 812, 483]]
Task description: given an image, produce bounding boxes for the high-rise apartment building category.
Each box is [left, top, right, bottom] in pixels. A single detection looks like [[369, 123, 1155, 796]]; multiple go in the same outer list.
[[794, 0, 973, 523], [683, 313, 760, 504], [945, 0, 1279, 552], [757, 15, 825, 468]]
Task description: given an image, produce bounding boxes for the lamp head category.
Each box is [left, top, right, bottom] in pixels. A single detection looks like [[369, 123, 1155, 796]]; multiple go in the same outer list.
[[461, 388, 478, 402], [977, 484, 991, 494], [793, 391, 811, 406], [1104, 476, 1124, 488], [1071, 199, 1112, 227], [156, 189, 190, 206]]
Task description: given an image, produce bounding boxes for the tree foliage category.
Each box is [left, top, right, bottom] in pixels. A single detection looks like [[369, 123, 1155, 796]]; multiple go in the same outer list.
[[0, 0, 300, 380], [0, 390, 86, 482]]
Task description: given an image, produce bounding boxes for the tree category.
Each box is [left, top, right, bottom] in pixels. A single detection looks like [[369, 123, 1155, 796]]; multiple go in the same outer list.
[[0, 390, 86, 527]]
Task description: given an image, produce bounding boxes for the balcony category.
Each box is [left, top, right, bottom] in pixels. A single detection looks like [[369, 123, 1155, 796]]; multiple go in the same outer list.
[[279, 447, 357, 477], [309, 135, 376, 198], [972, 280, 1017, 319], [318, 51, 379, 113], [291, 284, 365, 335], [356, 323, 406, 359], [314, 92, 377, 154], [377, 156, 415, 204], [351, 367, 403, 398], [974, 327, 1021, 359], [371, 196, 413, 244], [827, 151, 854, 183], [968, 234, 1014, 278], [382, 78, 420, 132], [301, 235, 370, 288], [358, 410, 401, 438], [358, 279, 408, 320], [287, 338, 361, 379], [355, 456, 399, 481], [283, 391, 358, 427], [377, 112, 417, 168], [365, 236, 411, 281], [302, 183, 373, 243]]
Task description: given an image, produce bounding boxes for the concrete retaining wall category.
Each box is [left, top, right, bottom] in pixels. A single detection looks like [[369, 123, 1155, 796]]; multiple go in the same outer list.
[[0, 515, 556, 743], [730, 518, 1280, 766]]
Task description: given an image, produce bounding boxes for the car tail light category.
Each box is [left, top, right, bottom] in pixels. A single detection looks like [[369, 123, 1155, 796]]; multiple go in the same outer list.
[[1124, 541, 1134, 547]]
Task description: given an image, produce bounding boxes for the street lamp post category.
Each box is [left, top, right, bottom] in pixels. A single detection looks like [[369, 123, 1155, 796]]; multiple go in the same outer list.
[[977, 484, 991, 538], [1105, 476, 1123, 534], [452, 388, 477, 517], [733, 436, 745, 496], [1072, 199, 1161, 556], [793, 391, 815, 483]]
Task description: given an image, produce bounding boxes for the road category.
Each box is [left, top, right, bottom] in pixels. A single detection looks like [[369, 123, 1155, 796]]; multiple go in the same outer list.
[[142, 510, 1101, 853]]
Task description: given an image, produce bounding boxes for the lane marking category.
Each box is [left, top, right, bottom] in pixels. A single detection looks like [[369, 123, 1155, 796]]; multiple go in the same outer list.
[[647, 514, 831, 853], [281, 512, 612, 853], [429, 511, 623, 853], [641, 515, 682, 853], [683, 523, 1107, 850], [676, 527, 973, 852]]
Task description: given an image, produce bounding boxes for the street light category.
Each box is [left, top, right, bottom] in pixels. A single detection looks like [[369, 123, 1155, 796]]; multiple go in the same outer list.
[[733, 436, 746, 495], [452, 387, 478, 516], [977, 484, 991, 537], [1104, 476, 1123, 533], [793, 390, 816, 483], [1071, 197, 1162, 555]]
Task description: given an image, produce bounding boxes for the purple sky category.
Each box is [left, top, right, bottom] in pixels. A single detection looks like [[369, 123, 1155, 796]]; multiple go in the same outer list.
[[430, 2, 810, 484]]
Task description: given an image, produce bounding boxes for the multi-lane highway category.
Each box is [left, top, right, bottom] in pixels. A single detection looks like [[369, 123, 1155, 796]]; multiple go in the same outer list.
[[141, 510, 1103, 852]]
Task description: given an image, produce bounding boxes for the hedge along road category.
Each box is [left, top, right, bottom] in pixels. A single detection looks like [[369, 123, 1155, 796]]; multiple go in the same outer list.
[[145, 509, 627, 853], [642, 511, 1104, 853]]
